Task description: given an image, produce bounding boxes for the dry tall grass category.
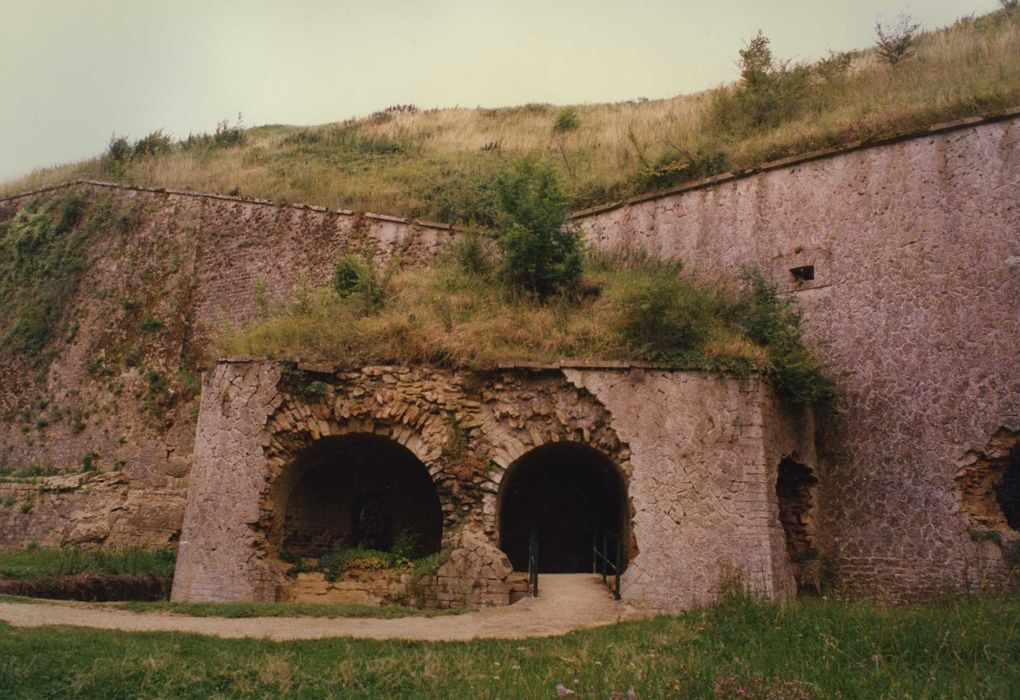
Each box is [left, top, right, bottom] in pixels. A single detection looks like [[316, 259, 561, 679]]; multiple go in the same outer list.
[[4, 9, 1018, 218]]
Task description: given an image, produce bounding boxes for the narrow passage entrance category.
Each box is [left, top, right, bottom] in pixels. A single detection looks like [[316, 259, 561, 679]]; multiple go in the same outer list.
[[499, 443, 627, 573]]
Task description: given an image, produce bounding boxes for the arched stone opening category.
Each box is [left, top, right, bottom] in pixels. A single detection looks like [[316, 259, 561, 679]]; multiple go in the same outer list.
[[776, 457, 819, 592], [498, 442, 628, 574], [276, 434, 443, 558]]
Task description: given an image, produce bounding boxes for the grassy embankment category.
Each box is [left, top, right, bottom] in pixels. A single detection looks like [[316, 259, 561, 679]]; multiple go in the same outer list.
[[1, 592, 1018, 698], [0, 547, 176, 602], [3, 10, 1018, 220], [220, 241, 834, 405]]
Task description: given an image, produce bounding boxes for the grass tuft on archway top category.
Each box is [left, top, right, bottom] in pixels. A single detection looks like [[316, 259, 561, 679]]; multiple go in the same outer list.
[[219, 247, 835, 405]]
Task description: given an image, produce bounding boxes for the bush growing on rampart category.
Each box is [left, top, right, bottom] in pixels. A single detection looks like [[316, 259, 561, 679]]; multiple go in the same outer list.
[[875, 14, 921, 66], [727, 271, 836, 405], [613, 261, 711, 359], [710, 32, 813, 136], [224, 242, 833, 407], [132, 130, 173, 158], [332, 254, 387, 314], [494, 158, 582, 299], [102, 135, 133, 176]]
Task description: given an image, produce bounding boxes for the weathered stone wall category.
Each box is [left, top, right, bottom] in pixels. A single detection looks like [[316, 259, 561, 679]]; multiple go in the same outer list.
[[563, 369, 814, 610], [4, 113, 1017, 604], [0, 183, 451, 550], [172, 360, 809, 612], [574, 113, 1020, 600]]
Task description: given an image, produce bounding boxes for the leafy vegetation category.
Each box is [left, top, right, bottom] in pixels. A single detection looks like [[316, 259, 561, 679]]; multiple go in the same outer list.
[[875, 14, 922, 66], [553, 107, 580, 132], [709, 32, 814, 138], [281, 537, 441, 583], [0, 192, 102, 359], [0, 546, 176, 580], [494, 158, 582, 298], [0, 592, 1017, 698], [331, 254, 387, 313], [0, 463, 58, 480], [4, 9, 1018, 219]]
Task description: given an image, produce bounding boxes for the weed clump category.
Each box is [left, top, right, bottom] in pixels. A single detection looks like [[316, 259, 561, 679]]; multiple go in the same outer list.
[[102, 135, 133, 177], [553, 107, 580, 132], [281, 540, 434, 583], [875, 14, 922, 66], [132, 130, 173, 158], [728, 271, 836, 405], [613, 260, 710, 359]]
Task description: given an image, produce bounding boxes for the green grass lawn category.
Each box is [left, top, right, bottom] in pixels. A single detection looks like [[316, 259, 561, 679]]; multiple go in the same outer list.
[[1, 594, 1018, 698]]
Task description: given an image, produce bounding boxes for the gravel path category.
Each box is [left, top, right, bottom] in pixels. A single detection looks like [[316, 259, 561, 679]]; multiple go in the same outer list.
[[0, 574, 640, 641]]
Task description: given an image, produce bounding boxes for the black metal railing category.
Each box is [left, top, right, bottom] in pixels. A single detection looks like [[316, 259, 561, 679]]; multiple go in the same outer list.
[[528, 529, 539, 597], [592, 526, 622, 600]]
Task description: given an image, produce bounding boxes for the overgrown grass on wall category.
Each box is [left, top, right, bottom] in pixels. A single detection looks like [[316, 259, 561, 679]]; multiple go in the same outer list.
[[3, 9, 1018, 220], [1, 592, 1018, 698], [220, 245, 834, 405], [0, 192, 105, 359]]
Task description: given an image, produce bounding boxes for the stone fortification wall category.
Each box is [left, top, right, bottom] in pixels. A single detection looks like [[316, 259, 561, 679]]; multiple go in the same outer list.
[[0, 183, 451, 550], [3, 112, 1017, 605], [0, 180, 455, 328], [171, 360, 811, 612], [574, 112, 1020, 600]]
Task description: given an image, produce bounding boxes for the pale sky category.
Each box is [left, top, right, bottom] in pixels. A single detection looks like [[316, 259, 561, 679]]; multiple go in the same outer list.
[[0, 0, 999, 182]]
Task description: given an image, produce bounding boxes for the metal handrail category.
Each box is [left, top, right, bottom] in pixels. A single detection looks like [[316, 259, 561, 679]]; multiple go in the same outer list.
[[592, 526, 622, 600], [528, 529, 539, 597]]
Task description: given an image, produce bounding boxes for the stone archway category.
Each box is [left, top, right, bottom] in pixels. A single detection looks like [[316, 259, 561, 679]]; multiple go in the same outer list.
[[498, 442, 628, 573], [274, 434, 443, 558]]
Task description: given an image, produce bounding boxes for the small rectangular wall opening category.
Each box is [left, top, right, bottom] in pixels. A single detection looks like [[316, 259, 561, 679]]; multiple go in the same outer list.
[[790, 265, 815, 283]]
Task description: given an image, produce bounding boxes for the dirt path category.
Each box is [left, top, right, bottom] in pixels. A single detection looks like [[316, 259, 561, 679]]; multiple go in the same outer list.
[[0, 574, 641, 641]]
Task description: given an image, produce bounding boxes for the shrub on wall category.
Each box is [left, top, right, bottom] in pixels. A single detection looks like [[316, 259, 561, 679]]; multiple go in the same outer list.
[[332, 254, 386, 314], [875, 14, 921, 66], [102, 135, 133, 177], [132, 130, 173, 158], [727, 270, 836, 405], [553, 107, 580, 133], [494, 158, 582, 299]]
